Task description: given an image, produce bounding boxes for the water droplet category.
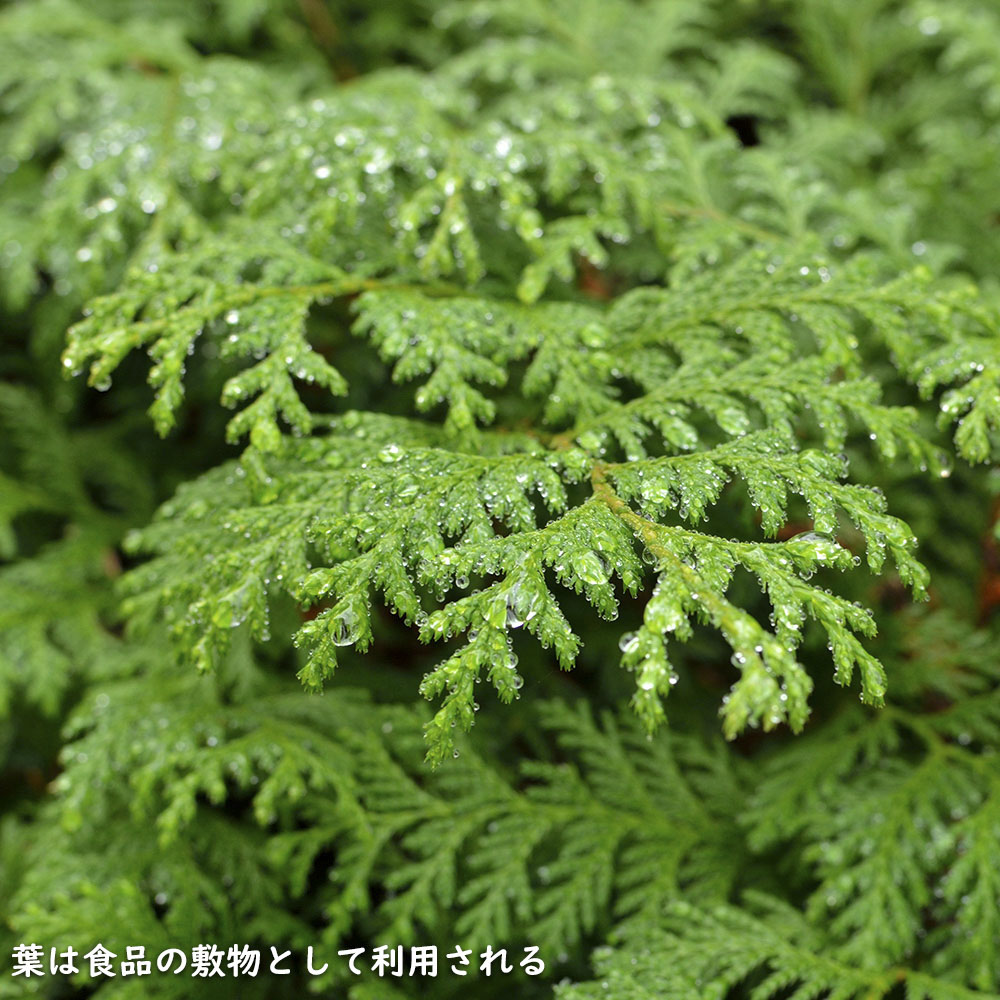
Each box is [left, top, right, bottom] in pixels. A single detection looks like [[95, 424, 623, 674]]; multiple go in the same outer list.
[[574, 551, 609, 585], [619, 631, 639, 653], [330, 606, 362, 646], [506, 582, 541, 627]]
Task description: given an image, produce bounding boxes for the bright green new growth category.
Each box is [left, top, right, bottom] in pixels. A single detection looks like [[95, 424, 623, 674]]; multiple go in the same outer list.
[[4, 0, 1000, 998]]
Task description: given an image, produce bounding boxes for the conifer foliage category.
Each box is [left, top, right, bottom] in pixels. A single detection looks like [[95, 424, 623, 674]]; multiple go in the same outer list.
[[2, 1, 1000, 997]]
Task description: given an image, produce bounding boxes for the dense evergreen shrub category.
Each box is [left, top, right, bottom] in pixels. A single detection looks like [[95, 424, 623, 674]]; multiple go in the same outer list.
[[2, 1, 1000, 997]]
